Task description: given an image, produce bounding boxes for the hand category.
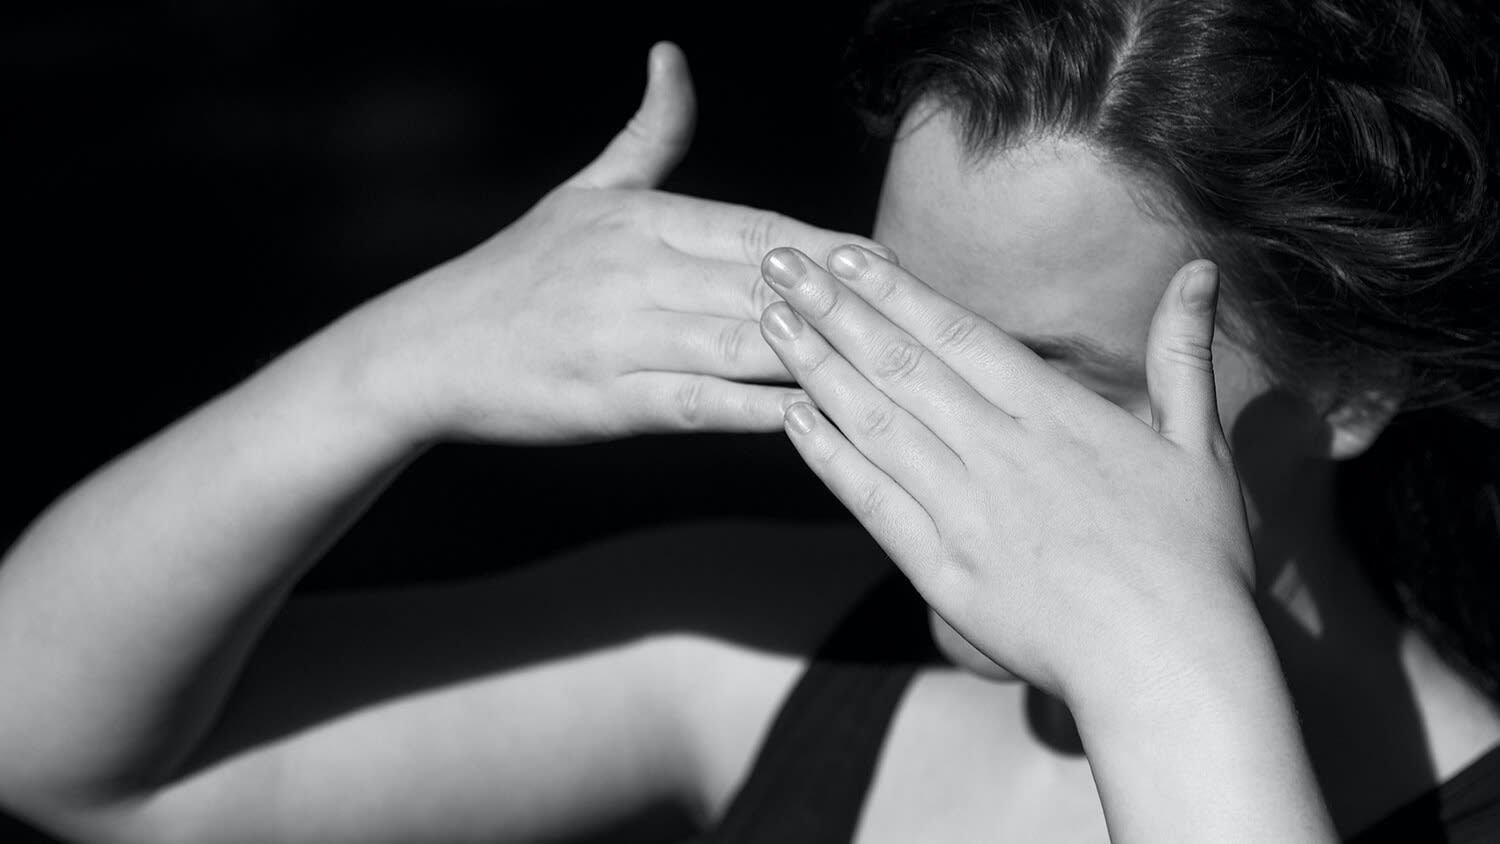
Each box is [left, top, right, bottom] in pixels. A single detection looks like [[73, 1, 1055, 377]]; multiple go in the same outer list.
[[757, 245, 1257, 704], [336, 43, 891, 445]]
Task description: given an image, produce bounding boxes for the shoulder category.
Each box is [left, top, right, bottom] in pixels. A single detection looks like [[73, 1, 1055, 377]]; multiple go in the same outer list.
[[172, 518, 890, 843], [583, 518, 893, 819]]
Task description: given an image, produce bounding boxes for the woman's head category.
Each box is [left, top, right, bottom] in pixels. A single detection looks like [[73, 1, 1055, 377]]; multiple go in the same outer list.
[[846, 0, 1500, 687], [850, 0, 1499, 424]]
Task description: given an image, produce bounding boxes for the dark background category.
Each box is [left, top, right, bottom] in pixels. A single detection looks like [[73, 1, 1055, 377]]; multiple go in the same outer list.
[[2, 2, 885, 839]]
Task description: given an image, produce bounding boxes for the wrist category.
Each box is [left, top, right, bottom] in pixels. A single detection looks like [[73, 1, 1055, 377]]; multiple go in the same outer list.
[[303, 293, 454, 450], [265, 309, 443, 458], [1064, 597, 1336, 843], [1061, 586, 1278, 735]]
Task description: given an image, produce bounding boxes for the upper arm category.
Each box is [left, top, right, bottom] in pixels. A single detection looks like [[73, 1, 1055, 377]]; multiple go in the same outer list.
[[40, 601, 702, 844], [27, 518, 887, 844]]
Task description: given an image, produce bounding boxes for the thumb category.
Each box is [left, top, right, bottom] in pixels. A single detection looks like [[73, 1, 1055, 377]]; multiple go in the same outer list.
[[566, 42, 697, 190], [1145, 260, 1225, 453]]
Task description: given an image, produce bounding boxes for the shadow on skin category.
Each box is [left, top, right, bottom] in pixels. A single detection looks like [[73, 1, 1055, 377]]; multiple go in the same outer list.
[[1015, 389, 1444, 832], [182, 518, 892, 768], [169, 391, 1440, 840], [1233, 389, 1439, 840], [163, 518, 896, 841]]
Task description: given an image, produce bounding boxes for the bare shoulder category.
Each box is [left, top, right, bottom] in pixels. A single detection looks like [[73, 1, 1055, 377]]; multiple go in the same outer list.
[[455, 517, 892, 807], [569, 519, 896, 817], [532, 517, 900, 816]]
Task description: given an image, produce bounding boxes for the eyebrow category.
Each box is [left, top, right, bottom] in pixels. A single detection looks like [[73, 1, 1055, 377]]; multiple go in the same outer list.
[[1010, 333, 1143, 380]]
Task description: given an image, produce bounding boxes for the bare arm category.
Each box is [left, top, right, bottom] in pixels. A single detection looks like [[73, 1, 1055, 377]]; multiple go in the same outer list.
[[0, 385, 827, 844], [1068, 598, 1334, 842], [0, 348, 871, 844], [0, 43, 889, 843], [0, 339, 703, 844], [0, 327, 420, 816]]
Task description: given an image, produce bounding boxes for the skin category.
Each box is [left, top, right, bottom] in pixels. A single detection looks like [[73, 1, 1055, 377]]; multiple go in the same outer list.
[[0, 46, 893, 843], [834, 104, 1500, 836], [874, 115, 1264, 681], [0, 43, 1496, 844], [871, 118, 1235, 680], [755, 100, 1332, 840]]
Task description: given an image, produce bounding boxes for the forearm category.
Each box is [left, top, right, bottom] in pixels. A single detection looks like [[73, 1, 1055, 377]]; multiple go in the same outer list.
[[1069, 600, 1337, 843], [0, 319, 425, 808]]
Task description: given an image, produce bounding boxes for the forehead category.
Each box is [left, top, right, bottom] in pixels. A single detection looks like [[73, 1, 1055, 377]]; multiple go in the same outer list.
[[871, 109, 1197, 369]]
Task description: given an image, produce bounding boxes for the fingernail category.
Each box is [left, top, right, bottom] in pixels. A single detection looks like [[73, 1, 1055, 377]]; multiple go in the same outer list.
[[785, 402, 816, 434], [764, 303, 803, 340], [1180, 263, 1219, 312], [869, 244, 899, 264], [829, 246, 867, 278], [764, 249, 805, 288]]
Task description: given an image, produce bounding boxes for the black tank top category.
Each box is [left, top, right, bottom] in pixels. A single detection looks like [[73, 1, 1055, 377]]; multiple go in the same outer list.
[[702, 575, 1500, 843]]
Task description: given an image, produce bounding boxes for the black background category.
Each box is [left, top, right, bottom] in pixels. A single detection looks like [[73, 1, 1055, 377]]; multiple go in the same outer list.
[[2, 2, 884, 839]]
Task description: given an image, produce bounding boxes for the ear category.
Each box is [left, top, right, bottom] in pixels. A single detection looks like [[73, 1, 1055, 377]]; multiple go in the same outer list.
[[1318, 390, 1402, 460]]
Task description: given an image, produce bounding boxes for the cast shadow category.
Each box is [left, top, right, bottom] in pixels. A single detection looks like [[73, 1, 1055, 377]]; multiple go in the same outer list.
[[52, 391, 1457, 842], [1233, 390, 1441, 840]]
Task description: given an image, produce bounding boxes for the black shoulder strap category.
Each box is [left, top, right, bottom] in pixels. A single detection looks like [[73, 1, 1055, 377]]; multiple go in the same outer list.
[[708, 574, 935, 844]]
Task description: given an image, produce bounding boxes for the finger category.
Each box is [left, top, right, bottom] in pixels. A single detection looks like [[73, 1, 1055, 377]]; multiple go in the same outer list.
[[651, 197, 897, 267], [782, 401, 942, 585], [824, 244, 1062, 420], [760, 300, 966, 500], [623, 372, 805, 433], [760, 247, 1003, 443], [627, 313, 790, 382], [566, 42, 696, 190], [646, 254, 784, 322], [1145, 260, 1226, 454]]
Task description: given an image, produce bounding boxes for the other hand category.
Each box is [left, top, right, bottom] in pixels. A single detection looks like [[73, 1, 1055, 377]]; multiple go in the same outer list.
[[337, 43, 891, 444], [758, 245, 1257, 704]]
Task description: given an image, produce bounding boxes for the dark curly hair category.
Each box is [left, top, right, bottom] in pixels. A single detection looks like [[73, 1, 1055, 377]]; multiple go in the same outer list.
[[844, 0, 1500, 694]]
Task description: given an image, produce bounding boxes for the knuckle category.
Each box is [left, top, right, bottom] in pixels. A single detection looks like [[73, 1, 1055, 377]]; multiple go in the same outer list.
[[802, 346, 836, 378], [855, 480, 887, 520], [805, 283, 842, 320], [622, 113, 654, 144], [940, 519, 988, 570], [933, 311, 981, 352], [1156, 340, 1214, 372], [741, 212, 785, 264], [874, 339, 924, 382], [811, 435, 840, 470], [858, 404, 897, 439], [715, 321, 750, 366], [672, 377, 709, 426], [747, 270, 779, 315], [862, 263, 901, 302]]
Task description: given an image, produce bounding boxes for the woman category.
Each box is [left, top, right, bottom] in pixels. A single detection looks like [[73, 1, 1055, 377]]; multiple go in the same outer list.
[[1, 1, 1497, 842]]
